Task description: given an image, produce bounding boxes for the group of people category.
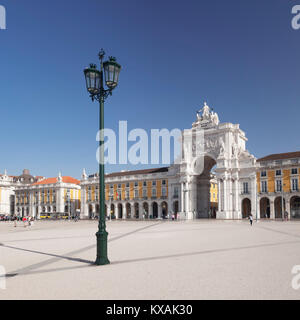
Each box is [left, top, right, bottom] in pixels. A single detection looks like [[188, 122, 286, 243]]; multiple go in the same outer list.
[[12, 215, 35, 228], [248, 210, 289, 226]]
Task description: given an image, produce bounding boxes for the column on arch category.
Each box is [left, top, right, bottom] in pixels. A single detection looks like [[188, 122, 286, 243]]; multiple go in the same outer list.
[[115, 204, 119, 220], [122, 203, 127, 220], [189, 177, 197, 219], [180, 182, 185, 213], [139, 202, 143, 219], [270, 199, 275, 219]]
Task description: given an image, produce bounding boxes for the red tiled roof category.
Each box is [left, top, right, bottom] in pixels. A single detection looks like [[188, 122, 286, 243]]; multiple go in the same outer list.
[[32, 176, 80, 186], [257, 151, 300, 162]]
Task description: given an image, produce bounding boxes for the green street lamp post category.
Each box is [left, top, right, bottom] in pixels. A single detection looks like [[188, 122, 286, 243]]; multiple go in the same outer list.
[[83, 49, 121, 265]]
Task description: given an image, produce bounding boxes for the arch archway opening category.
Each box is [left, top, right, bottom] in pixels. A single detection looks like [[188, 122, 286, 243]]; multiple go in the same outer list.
[[290, 196, 300, 219], [126, 203, 131, 219], [275, 197, 285, 219], [161, 201, 168, 219], [110, 204, 115, 218], [118, 204, 123, 219], [152, 202, 158, 219], [193, 155, 217, 219], [143, 202, 149, 219], [260, 197, 270, 219], [134, 203, 139, 219], [242, 198, 251, 219]]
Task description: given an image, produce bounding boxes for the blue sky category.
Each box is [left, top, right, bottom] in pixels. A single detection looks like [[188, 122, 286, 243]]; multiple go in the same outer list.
[[0, 0, 299, 178]]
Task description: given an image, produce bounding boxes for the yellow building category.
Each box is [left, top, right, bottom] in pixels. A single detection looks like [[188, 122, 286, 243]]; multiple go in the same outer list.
[[80, 167, 218, 219], [257, 151, 300, 219]]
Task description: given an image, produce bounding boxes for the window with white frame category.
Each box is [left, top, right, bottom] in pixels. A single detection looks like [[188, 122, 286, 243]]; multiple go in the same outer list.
[[261, 181, 268, 193], [292, 179, 298, 191], [162, 187, 167, 197], [142, 189, 147, 198], [152, 188, 156, 197], [261, 171, 267, 177], [276, 169, 282, 176], [134, 189, 138, 198], [276, 180, 282, 192]]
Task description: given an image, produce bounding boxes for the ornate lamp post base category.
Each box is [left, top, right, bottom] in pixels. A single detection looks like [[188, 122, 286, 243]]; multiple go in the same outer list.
[[95, 230, 110, 265]]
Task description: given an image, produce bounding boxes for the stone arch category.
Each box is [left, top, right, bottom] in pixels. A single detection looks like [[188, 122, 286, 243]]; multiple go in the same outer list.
[[290, 196, 300, 219], [191, 155, 217, 219], [241, 198, 251, 218], [274, 196, 285, 219], [180, 103, 257, 220], [134, 203, 139, 219], [260, 197, 270, 219], [118, 203, 123, 219], [143, 202, 149, 219], [152, 202, 158, 219], [161, 201, 168, 218], [126, 203, 131, 219], [110, 203, 114, 215], [88, 204, 93, 219]]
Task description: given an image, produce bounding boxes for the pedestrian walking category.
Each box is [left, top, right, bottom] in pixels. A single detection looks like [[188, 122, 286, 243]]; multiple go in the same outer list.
[[284, 211, 288, 221], [249, 213, 253, 226]]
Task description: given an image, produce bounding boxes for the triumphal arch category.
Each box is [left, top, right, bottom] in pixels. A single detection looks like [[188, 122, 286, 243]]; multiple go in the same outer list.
[[169, 102, 257, 220]]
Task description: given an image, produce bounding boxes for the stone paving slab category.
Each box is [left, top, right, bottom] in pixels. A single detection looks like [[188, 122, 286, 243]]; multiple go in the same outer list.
[[0, 220, 300, 300]]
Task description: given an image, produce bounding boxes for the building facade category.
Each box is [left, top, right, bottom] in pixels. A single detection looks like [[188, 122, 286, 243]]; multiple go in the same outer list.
[[80, 167, 218, 220], [256, 152, 300, 220], [15, 173, 81, 218], [1, 104, 300, 220], [0, 171, 15, 216], [0, 170, 81, 218]]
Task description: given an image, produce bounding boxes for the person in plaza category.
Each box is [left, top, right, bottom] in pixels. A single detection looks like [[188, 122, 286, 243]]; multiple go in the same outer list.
[[22, 216, 27, 227], [284, 210, 288, 221], [248, 213, 253, 226], [27, 216, 31, 227], [13, 214, 17, 227]]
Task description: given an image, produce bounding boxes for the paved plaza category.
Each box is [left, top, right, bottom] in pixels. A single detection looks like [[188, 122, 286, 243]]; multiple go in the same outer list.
[[0, 219, 300, 300]]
